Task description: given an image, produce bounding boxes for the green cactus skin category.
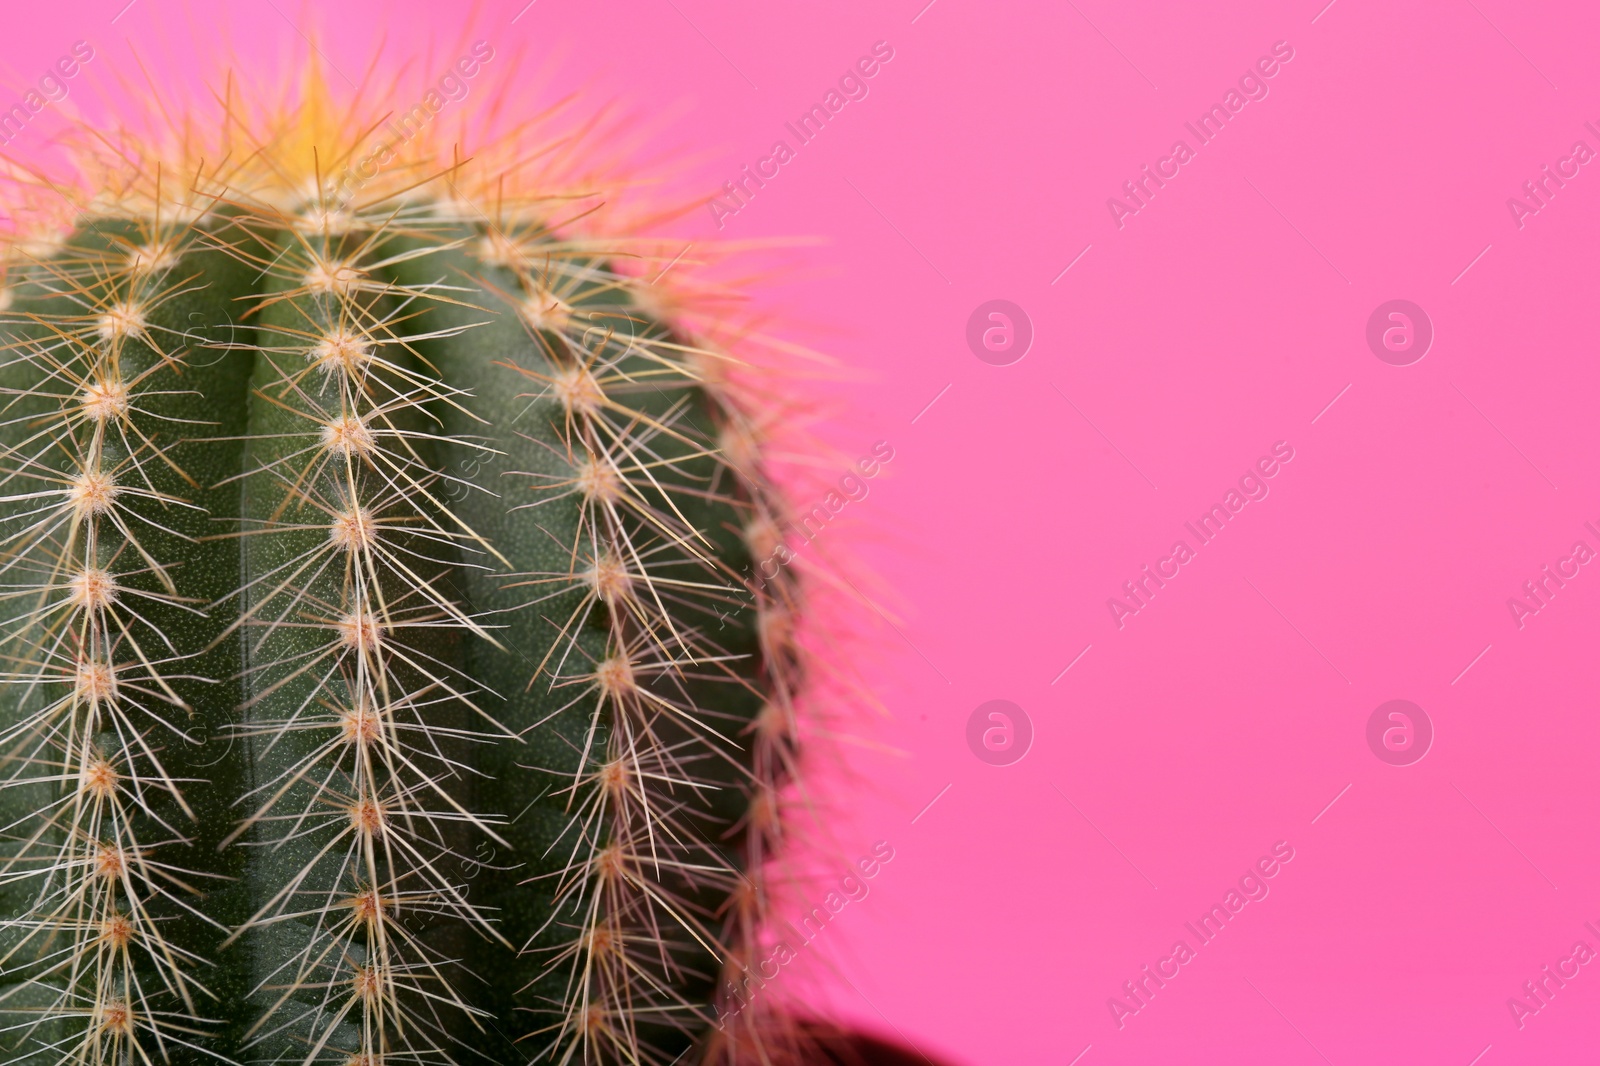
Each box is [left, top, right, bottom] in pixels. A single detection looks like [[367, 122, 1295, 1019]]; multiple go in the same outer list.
[[0, 120, 801, 1064]]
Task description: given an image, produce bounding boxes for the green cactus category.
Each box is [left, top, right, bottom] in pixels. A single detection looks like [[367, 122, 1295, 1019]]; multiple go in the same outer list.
[[0, 65, 804, 1066]]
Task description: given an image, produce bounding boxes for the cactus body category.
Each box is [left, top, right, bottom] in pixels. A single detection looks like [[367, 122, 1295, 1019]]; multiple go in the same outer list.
[[0, 69, 800, 1066]]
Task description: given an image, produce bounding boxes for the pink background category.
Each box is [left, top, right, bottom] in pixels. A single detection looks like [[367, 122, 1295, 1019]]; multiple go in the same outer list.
[[8, 1, 1600, 1063]]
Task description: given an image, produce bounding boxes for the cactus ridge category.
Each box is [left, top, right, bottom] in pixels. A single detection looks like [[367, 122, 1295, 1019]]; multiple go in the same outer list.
[[0, 60, 808, 1066]]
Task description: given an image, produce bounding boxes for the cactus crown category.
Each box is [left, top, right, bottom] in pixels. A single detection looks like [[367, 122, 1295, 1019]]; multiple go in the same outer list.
[[0, 55, 807, 1066]]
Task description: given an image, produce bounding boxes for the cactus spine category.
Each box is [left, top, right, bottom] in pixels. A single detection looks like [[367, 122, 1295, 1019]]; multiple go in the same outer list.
[[0, 63, 805, 1066]]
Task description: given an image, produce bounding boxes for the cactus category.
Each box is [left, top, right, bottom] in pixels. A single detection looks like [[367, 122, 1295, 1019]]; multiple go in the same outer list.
[[0, 59, 808, 1066]]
